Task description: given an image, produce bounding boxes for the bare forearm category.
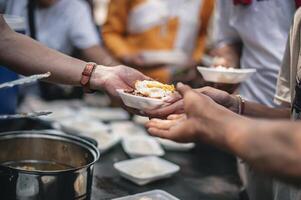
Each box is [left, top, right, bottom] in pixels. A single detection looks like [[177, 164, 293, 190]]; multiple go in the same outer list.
[[242, 99, 290, 119], [0, 16, 86, 86], [80, 45, 119, 66], [223, 117, 301, 184]]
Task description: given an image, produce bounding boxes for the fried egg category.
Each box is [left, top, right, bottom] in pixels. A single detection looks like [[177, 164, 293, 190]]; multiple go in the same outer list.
[[135, 80, 175, 98]]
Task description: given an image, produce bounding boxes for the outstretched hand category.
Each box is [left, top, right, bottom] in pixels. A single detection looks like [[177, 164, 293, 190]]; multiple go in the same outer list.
[[146, 83, 239, 143], [145, 86, 238, 119]]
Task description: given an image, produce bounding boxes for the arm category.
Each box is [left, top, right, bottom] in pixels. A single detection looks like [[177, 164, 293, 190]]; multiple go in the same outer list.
[[0, 15, 149, 97], [0, 15, 85, 86], [80, 45, 119, 66], [146, 86, 290, 119], [224, 117, 301, 184], [147, 84, 301, 184]]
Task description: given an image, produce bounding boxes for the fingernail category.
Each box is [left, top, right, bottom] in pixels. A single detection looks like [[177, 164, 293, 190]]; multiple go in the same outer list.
[[177, 82, 183, 87]]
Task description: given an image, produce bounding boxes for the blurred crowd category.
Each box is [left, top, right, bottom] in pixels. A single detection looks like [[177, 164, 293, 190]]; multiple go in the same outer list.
[[1, 0, 301, 200]]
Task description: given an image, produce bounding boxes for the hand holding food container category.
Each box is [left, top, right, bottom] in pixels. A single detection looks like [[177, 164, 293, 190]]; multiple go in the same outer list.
[[117, 80, 177, 110]]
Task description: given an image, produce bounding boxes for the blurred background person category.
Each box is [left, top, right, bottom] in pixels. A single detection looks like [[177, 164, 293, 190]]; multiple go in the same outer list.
[[211, 1, 296, 200], [102, 0, 214, 83], [5, 0, 118, 100]]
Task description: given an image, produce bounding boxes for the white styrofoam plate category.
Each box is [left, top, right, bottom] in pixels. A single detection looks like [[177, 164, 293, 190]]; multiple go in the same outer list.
[[55, 117, 120, 153], [113, 190, 180, 200], [79, 107, 129, 121], [80, 130, 121, 153], [58, 117, 110, 134], [114, 156, 180, 186], [110, 121, 147, 138], [117, 89, 169, 111], [156, 138, 195, 151], [122, 136, 164, 158], [197, 66, 256, 84]]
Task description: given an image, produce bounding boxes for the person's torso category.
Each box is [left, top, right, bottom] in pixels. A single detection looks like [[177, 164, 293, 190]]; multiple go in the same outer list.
[[125, 0, 204, 55], [225, 0, 295, 107], [5, 0, 79, 54]]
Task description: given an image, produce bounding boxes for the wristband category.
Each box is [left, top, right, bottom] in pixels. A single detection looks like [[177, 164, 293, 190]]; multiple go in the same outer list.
[[236, 95, 245, 115], [80, 62, 97, 93]]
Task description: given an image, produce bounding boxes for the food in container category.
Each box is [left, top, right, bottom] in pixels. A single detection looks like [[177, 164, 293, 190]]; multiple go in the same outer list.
[[197, 66, 256, 84], [113, 190, 180, 200], [114, 157, 180, 186], [117, 80, 175, 110], [122, 136, 164, 158], [0, 130, 99, 200]]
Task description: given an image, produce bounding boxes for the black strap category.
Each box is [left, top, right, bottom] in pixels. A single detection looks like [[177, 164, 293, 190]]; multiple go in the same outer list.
[[27, 0, 36, 39], [293, 82, 301, 112]]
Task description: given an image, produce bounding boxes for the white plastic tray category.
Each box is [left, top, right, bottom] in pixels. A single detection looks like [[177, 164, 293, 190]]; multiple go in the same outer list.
[[114, 156, 180, 186], [57, 117, 109, 134], [110, 121, 147, 138], [122, 136, 165, 158], [80, 130, 121, 153], [55, 117, 120, 153], [113, 190, 180, 200], [79, 107, 129, 121]]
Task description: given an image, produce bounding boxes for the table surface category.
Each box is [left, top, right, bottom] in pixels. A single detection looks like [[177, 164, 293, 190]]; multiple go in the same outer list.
[[0, 119, 241, 200]]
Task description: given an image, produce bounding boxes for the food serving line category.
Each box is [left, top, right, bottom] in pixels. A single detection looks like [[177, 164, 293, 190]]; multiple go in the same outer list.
[[0, 95, 240, 200], [0, 65, 255, 199]]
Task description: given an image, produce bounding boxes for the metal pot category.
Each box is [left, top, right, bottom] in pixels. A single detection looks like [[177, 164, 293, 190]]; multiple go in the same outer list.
[[0, 130, 100, 200]]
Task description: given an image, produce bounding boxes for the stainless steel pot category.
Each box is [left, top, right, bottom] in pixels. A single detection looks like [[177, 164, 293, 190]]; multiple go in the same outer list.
[[0, 130, 100, 200]]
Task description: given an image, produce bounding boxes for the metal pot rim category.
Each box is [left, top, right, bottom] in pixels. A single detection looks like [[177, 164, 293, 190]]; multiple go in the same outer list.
[[0, 129, 100, 175]]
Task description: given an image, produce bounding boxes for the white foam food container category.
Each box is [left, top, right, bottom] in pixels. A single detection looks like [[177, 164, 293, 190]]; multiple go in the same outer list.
[[57, 117, 110, 134], [156, 138, 195, 151], [122, 136, 165, 158], [79, 107, 129, 121], [197, 66, 256, 84], [141, 50, 188, 66], [117, 89, 169, 111], [110, 121, 147, 138], [80, 130, 121, 153], [113, 190, 180, 200], [114, 156, 180, 186], [57, 117, 120, 153]]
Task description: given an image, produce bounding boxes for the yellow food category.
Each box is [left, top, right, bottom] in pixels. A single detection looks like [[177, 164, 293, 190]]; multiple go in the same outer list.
[[134, 80, 175, 98]]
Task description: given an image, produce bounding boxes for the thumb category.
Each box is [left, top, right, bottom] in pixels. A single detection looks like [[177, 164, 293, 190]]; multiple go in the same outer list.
[[176, 82, 193, 97]]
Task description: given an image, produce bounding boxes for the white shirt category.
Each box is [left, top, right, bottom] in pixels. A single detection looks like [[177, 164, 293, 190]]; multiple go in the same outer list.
[[5, 0, 100, 55], [214, 0, 295, 107]]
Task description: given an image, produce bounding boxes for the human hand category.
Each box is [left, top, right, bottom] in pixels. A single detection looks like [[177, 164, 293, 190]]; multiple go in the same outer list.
[[90, 65, 150, 98], [195, 86, 239, 113], [145, 85, 239, 118], [146, 83, 237, 143]]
